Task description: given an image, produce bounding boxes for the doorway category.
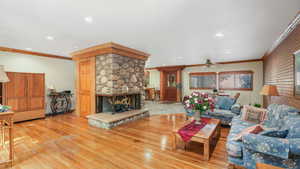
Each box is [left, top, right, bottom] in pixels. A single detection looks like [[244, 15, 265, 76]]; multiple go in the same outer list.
[[157, 66, 184, 102]]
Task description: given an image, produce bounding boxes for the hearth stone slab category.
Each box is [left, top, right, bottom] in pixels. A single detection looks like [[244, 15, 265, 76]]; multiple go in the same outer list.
[[87, 109, 149, 129]]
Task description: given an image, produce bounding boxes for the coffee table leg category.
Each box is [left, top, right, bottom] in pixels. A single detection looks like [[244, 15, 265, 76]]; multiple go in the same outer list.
[[204, 141, 210, 161], [172, 133, 176, 150]]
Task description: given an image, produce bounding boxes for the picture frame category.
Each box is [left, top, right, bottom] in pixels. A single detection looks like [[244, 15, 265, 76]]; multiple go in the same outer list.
[[294, 49, 300, 96]]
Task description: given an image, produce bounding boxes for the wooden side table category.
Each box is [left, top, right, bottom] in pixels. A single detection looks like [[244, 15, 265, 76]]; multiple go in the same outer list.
[[257, 163, 284, 169], [0, 111, 14, 167]]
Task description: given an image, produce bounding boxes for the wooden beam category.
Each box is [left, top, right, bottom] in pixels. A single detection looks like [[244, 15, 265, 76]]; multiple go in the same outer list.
[[71, 42, 150, 61], [0, 46, 72, 60]]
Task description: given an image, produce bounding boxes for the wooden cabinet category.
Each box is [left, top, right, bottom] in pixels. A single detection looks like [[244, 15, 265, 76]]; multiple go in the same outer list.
[[2, 72, 45, 122]]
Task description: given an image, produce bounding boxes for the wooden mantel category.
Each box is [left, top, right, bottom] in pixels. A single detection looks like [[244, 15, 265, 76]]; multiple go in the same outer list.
[[71, 42, 150, 61]]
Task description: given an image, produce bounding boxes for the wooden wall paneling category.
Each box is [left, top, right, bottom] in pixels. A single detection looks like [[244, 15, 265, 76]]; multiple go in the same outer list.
[[263, 23, 300, 108], [76, 57, 95, 117]]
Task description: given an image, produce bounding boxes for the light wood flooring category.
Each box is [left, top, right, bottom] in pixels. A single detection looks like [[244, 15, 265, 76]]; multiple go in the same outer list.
[[2, 113, 231, 169]]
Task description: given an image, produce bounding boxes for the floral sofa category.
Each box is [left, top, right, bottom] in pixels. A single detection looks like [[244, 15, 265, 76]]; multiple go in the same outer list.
[[227, 104, 300, 169], [185, 96, 241, 125]]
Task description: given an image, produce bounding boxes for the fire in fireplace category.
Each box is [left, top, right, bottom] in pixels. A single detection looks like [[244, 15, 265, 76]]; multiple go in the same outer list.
[[96, 93, 141, 114]]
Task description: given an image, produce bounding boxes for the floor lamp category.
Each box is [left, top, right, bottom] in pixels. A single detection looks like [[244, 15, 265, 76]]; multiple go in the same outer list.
[[260, 85, 279, 108]]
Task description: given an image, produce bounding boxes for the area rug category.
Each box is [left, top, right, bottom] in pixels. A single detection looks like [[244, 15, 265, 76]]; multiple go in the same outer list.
[[145, 101, 186, 115]]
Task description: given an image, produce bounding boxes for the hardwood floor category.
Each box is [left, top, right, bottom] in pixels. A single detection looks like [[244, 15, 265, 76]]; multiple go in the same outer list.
[[3, 113, 230, 169]]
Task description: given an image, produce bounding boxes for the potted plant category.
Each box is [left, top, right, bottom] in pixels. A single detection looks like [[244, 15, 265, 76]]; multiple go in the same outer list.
[[184, 92, 215, 124]]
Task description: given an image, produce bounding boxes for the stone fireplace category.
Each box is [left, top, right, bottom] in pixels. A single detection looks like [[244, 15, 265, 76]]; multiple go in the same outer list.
[[95, 53, 146, 114], [72, 42, 150, 129]]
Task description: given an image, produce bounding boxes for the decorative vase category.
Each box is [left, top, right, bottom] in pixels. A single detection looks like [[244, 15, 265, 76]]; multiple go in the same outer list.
[[194, 110, 203, 124]]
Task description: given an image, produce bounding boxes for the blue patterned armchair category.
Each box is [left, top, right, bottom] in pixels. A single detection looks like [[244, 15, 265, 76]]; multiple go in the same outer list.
[[227, 104, 300, 169]]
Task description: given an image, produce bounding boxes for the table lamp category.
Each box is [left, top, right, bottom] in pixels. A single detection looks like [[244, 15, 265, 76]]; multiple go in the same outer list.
[[0, 65, 10, 112], [260, 85, 279, 107], [0, 65, 9, 83]]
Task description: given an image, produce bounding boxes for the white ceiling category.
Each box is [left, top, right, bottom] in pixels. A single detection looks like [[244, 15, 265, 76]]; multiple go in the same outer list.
[[0, 0, 299, 67]]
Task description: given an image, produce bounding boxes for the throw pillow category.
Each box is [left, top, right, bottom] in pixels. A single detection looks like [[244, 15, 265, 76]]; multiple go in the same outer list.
[[241, 105, 267, 124], [232, 124, 264, 141], [260, 129, 289, 138]]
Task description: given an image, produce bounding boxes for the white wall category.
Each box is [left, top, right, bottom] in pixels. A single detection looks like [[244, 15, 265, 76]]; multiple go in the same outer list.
[[0, 52, 75, 114], [148, 61, 264, 105]]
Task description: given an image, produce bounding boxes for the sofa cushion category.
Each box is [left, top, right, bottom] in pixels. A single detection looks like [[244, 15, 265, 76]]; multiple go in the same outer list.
[[287, 120, 300, 138], [208, 109, 236, 118], [216, 96, 235, 110], [262, 104, 298, 129]]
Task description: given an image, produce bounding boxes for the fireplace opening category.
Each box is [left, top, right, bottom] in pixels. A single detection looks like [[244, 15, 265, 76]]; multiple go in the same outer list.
[[96, 93, 141, 114]]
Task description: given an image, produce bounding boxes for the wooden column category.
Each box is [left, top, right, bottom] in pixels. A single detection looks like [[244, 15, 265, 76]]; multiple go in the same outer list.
[[176, 69, 182, 102], [160, 71, 165, 101]]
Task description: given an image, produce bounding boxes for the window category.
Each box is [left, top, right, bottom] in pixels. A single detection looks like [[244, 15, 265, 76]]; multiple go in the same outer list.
[[219, 71, 253, 90], [189, 72, 217, 89]]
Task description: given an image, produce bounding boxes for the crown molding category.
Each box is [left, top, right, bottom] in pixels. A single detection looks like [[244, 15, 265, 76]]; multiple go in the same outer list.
[[0, 46, 72, 60], [264, 11, 300, 58], [71, 42, 150, 61], [145, 58, 263, 70]]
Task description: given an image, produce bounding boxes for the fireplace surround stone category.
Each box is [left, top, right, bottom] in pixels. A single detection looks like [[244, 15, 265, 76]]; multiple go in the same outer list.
[[95, 53, 146, 108]]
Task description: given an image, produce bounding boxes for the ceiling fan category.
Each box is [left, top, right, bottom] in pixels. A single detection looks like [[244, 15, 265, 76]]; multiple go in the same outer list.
[[204, 59, 217, 67]]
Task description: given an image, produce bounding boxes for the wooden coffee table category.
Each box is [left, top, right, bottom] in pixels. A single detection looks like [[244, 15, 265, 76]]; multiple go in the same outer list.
[[172, 118, 221, 161]]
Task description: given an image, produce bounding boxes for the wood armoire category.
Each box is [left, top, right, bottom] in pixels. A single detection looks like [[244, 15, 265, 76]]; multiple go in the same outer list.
[[1, 72, 45, 122]]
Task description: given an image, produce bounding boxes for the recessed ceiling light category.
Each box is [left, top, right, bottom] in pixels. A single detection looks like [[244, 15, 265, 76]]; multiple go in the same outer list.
[[25, 48, 32, 51], [84, 16, 93, 23], [215, 32, 224, 38], [225, 50, 231, 54], [46, 36, 54, 40]]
